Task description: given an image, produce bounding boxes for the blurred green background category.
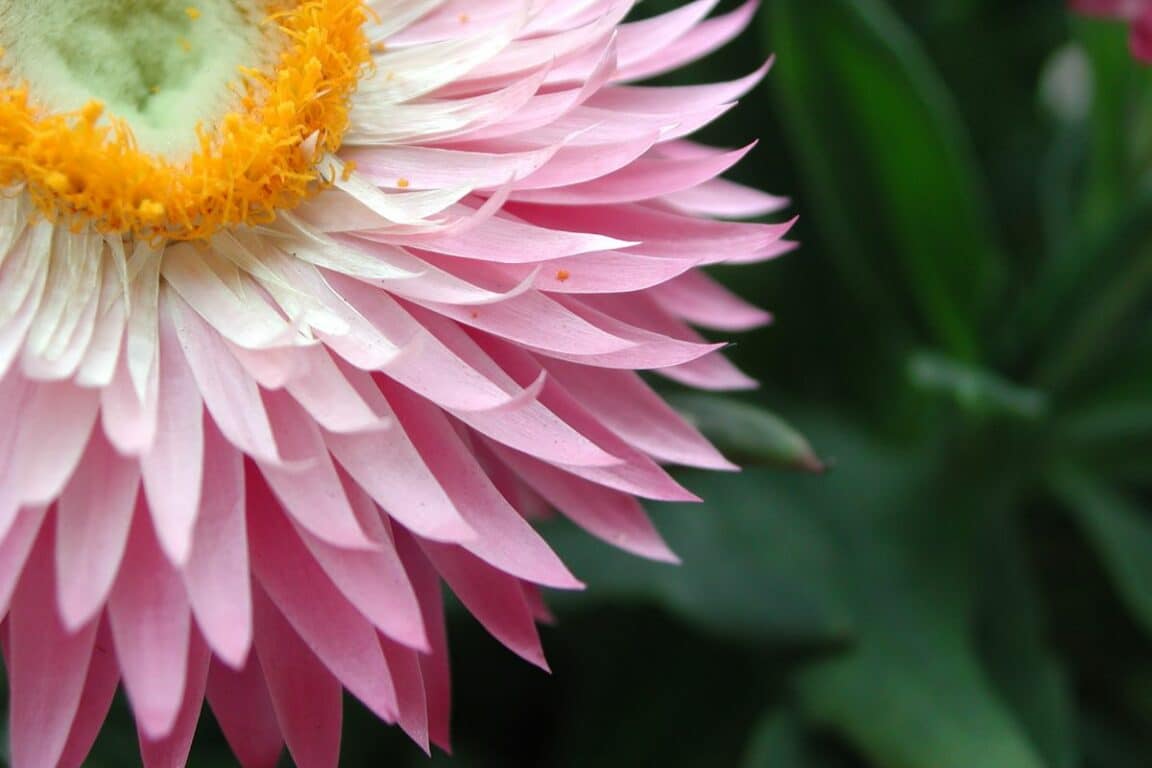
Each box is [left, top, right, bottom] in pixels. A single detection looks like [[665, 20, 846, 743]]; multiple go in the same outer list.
[[77, 0, 1152, 765]]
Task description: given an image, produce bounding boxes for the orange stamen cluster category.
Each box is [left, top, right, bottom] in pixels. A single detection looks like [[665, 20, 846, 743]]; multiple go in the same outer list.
[[0, 0, 372, 241]]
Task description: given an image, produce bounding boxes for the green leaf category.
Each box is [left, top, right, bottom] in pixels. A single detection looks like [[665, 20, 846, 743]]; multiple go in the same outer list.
[[1082, 716, 1152, 768], [547, 608, 781, 768], [907, 351, 1048, 419], [1074, 19, 1152, 235], [543, 468, 852, 645], [801, 644, 1045, 768], [1051, 468, 1152, 640], [1053, 326, 1152, 458], [764, 0, 1003, 360], [667, 394, 825, 471], [975, 508, 1078, 768], [741, 712, 806, 768], [773, 417, 1047, 768], [1060, 399, 1152, 445], [1010, 26, 1152, 376]]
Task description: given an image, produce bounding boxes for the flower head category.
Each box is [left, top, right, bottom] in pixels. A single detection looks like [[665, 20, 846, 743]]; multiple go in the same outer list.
[[1073, 0, 1152, 60], [0, 1, 791, 765]]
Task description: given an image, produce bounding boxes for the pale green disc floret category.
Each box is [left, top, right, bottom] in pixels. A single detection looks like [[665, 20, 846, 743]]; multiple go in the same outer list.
[[0, 0, 268, 156]]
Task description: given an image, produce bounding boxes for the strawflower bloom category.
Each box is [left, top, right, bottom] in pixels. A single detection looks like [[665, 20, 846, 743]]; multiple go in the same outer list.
[[0, 0, 791, 765], [1073, 0, 1152, 60]]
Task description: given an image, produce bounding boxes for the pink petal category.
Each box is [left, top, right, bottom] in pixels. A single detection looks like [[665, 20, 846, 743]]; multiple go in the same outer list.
[[0, 505, 48, 617], [421, 542, 549, 669], [509, 145, 755, 206], [619, 0, 758, 81], [108, 506, 193, 740], [386, 204, 637, 264], [394, 528, 453, 751], [182, 418, 252, 669], [207, 654, 284, 768], [378, 633, 431, 752], [138, 631, 210, 768], [253, 584, 343, 768], [523, 583, 556, 624], [141, 301, 205, 565], [491, 442, 679, 563], [285, 346, 390, 433], [479, 337, 700, 501], [0, 373, 33, 534], [614, 0, 722, 71], [648, 269, 774, 332], [324, 396, 477, 544], [8, 524, 100, 768], [169, 293, 283, 463], [11, 381, 100, 506], [57, 620, 121, 768], [100, 343, 159, 455], [295, 473, 429, 651], [403, 306, 624, 468], [248, 478, 401, 723], [543, 359, 735, 470], [55, 428, 141, 629], [75, 258, 127, 388], [385, 380, 582, 589], [587, 61, 769, 113], [257, 390, 375, 549]]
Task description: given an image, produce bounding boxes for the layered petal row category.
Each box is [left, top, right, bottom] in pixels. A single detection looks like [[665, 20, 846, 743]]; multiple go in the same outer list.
[[0, 1, 790, 765]]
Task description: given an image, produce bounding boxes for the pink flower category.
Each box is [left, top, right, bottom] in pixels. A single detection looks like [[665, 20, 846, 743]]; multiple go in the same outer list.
[[1072, 0, 1152, 60], [0, 1, 790, 766]]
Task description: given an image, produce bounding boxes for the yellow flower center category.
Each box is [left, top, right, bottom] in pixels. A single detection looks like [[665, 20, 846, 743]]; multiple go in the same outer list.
[[0, 0, 371, 241]]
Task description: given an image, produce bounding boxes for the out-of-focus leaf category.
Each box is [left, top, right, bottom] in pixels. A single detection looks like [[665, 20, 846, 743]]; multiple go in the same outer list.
[[1010, 25, 1152, 372], [1033, 206, 1152, 389], [1082, 716, 1152, 768], [976, 509, 1078, 768], [1041, 45, 1093, 126], [544, 468, 852, 645], [742, 712, 806, 768], [1052, 468, 1152, 639], [778, 418, 1047, 768], [667, 394, 825, 471], [908, 351, 1048, 419], [1036, 45, 1092, 268], [801, 644, 1045, 768], [1051, 324, 1152, 470], [1061, 399, 1152, 444], [1004, 151, 1149, 370], [1074, 19, 1152, 233], [765, 0, 1003, 359], [549, 608, 777, 768]]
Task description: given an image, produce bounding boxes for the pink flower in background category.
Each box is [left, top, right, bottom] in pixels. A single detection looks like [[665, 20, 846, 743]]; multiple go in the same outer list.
[[0, 1, 790, 766], [1073, 0, 1152, 59]]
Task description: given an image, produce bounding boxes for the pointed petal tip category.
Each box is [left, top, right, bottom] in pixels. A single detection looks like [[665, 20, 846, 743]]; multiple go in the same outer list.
[[655, 485, 702, 503], [156, 529, 195, 569], [536, 571, 585, 591], [56, 599, 101, 635], [134, 705, 184, 743], [645, 543, 682, 565], [207, 634, 254, 673], [525, 650, 552, 673], [708, 456, 742, 472], [609, 534, 681, 565]]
